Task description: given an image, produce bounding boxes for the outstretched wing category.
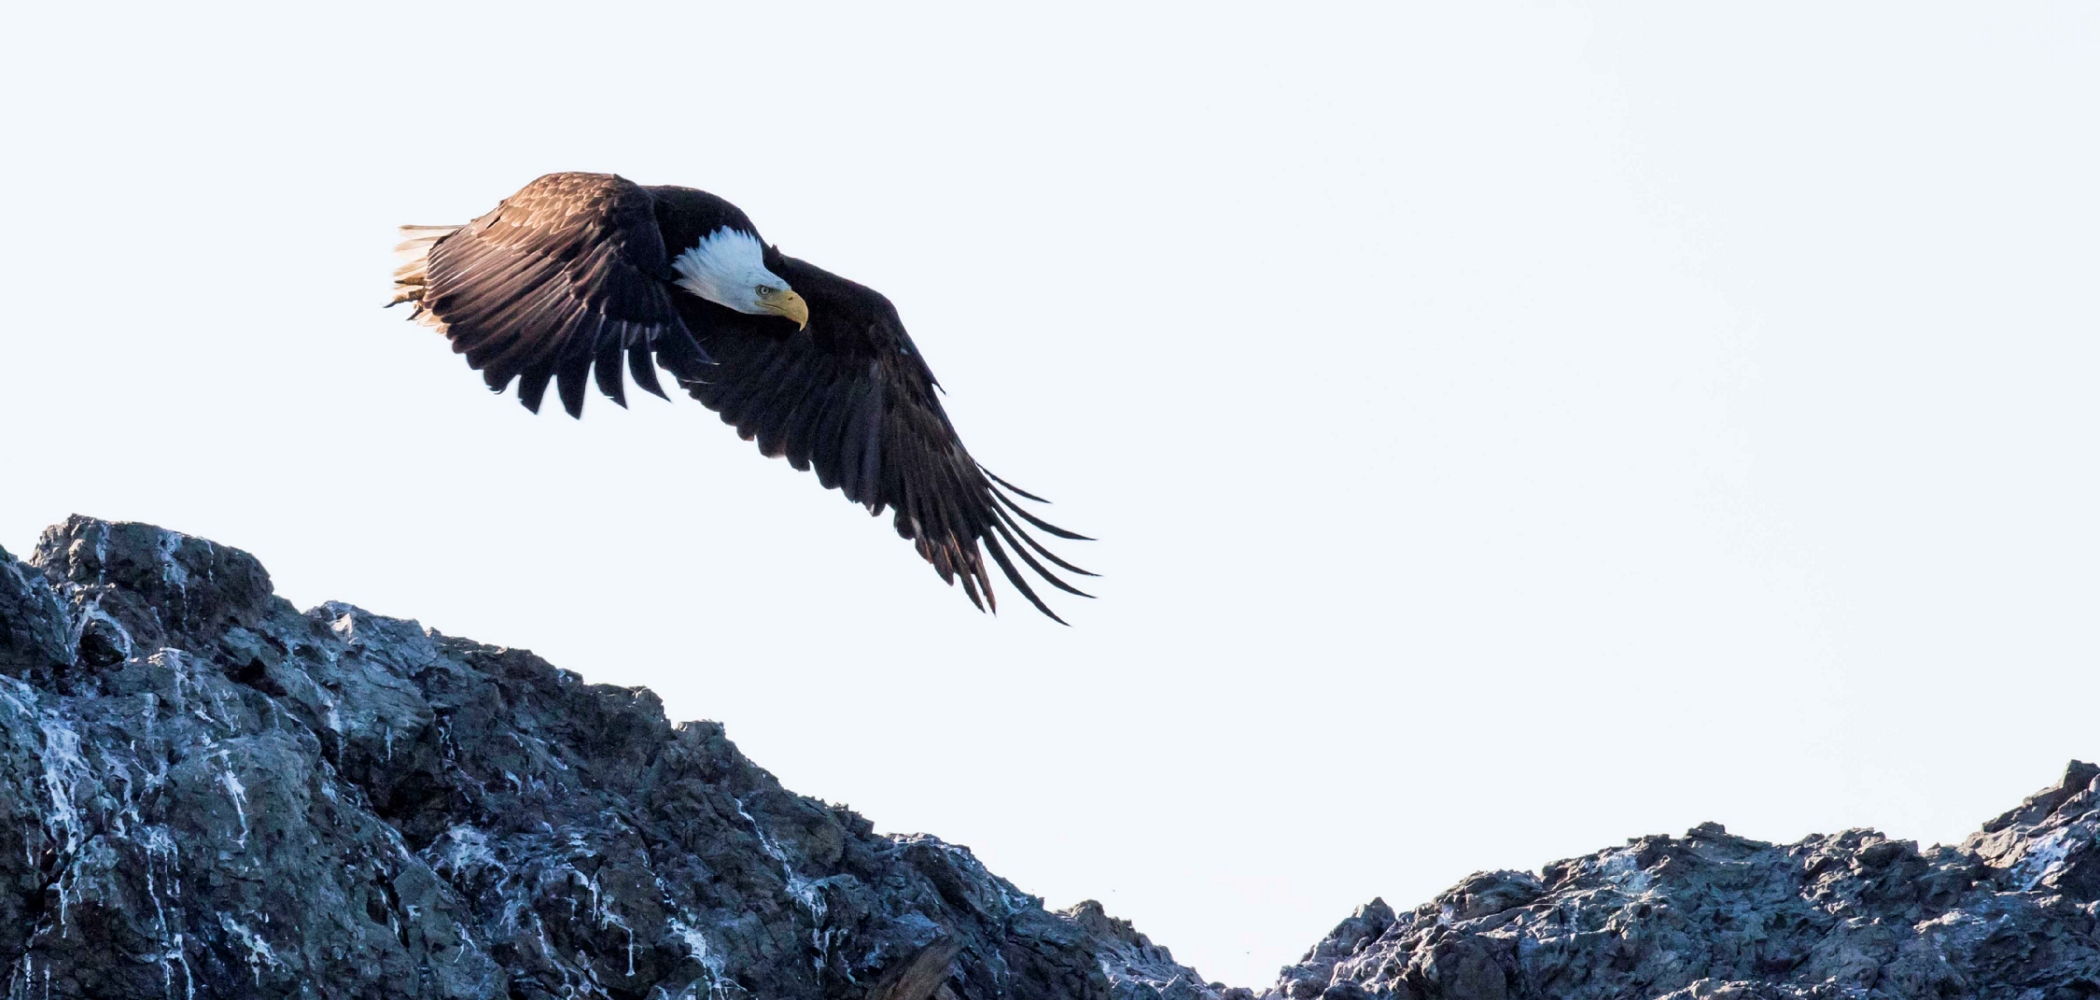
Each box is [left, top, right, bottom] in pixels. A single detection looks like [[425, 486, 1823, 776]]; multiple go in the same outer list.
[[391, 172, 698, 417], [660, 256, 1094, 623]]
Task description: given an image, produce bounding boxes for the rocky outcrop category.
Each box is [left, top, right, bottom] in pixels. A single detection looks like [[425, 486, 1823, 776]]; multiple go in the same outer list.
[[1266, 767, 2100, 1000], [4, 515, 2097, 1000], [0, 517, 1226, 1000]]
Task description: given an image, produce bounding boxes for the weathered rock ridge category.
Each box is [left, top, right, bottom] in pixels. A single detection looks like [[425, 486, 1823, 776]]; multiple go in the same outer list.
[[1266, 765, 2100, 1000], [0, 517, 1226, 1000], [2, 516, 2095, 1000]]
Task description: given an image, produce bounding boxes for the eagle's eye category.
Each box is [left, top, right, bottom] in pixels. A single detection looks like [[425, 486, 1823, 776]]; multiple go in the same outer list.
[[755, 284, 778, 297]]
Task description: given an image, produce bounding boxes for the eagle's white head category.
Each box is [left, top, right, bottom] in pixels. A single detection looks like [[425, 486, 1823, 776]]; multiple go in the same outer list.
[[671, 227, 809, 329]]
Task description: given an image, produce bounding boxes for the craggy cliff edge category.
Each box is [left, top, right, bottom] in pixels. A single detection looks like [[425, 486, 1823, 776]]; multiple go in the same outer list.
[[2, 517, 2096, 1000], [1267, 777, 2100, 1000], [0, 518, 1223, 1000]]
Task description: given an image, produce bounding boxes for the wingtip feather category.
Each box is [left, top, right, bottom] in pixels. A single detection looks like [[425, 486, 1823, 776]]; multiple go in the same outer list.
[[990, 486, 1093, 541], [982, 534, 1069, 625], [981, 467, 1053, 504]]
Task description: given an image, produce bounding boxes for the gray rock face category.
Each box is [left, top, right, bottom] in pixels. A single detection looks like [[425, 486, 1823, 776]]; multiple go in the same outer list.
[[0, 517, 1224, 1000], [1266, 771, 2100, 1000], [5, 515, 2096, 1000]]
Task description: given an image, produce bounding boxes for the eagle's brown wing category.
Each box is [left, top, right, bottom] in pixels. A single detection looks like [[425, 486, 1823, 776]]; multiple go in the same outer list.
[[394, 174, 1092, 621], [391, 172, 698, 416], [660, 255, 1093, 622]]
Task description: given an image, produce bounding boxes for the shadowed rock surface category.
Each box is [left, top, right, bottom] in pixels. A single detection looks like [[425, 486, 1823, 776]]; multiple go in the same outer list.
[[0, 517, 1227, 1000], [4, 516, 2096, 1000], [1266, 765, 2100, 1000]]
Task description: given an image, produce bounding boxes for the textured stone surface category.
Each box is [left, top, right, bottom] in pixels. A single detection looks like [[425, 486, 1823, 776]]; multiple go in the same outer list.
[[0, 517, 1222, 1000], [0, 543, 70, 680], [1265, 770, 2100, 1000], [5, 515, 2096, 1000]]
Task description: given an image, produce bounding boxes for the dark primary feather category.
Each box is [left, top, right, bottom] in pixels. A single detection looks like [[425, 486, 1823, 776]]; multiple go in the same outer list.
[[657, 256, 1093, 623], [394, 172, 1091, 620]]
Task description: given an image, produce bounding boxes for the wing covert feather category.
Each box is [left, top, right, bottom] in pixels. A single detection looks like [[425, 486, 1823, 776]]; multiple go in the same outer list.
[[392, 172, 702, 417]]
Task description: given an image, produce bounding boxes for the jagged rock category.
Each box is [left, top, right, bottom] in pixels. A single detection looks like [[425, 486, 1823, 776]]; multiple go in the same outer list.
[[1063, 899, 1248, 1000], [1266, 770, 2100, 1000], [0, 517, 1217, 999], [0, 543, 70, 680], [1965, 760, 2100, 902], [8, 514, 2099, 1000]]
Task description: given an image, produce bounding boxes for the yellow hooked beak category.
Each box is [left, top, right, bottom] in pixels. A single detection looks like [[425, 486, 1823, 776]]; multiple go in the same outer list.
[[757, 287, 810, 330]]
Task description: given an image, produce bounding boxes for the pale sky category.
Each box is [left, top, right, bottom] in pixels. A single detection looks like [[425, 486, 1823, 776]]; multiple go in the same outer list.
[[2, 2, 2095, 988]]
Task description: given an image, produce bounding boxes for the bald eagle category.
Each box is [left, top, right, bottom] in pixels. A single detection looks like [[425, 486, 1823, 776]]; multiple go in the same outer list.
[[390, 172, 1090, 622]]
